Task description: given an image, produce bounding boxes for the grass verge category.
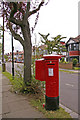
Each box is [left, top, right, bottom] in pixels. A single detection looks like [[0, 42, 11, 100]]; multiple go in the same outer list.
[[0, 66, 2, 71], [59, 69, 76, 74], [29, 96, 72, 119], [2, 70, 72, 119], [2, 71, 12, 80], [73, 67, 80, 70]]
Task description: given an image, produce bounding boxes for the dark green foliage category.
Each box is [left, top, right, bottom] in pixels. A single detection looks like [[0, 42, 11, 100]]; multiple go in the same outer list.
[[72, 58, 78, 67], [4, 55, 8, 62], [60, 57, 65, 63]]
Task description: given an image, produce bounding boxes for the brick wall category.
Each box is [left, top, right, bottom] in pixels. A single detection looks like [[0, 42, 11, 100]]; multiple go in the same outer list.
[[59, 62, 73, 69], [76, 63, 80, 67], [69, 51, 80, 56]]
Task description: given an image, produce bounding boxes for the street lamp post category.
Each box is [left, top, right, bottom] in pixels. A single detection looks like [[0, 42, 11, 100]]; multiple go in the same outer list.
[[11, 34, 14, 78]]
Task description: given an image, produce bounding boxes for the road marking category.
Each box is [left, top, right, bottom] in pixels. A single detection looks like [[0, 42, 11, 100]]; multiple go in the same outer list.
[[65, 83, 74, 87]]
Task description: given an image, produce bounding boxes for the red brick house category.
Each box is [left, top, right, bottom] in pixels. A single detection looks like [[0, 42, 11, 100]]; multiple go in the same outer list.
[[66, 35, 80, 63], [7, 50, 24, 63]]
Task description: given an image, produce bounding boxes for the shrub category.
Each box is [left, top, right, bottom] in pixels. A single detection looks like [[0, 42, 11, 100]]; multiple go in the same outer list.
[[10, 65, 45, 97], [72, 58, 78, 67], [60, 57, 65, 63]]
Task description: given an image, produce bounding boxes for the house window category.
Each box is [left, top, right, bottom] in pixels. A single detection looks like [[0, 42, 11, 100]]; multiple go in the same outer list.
[[76, 44, 79, 50], [69, 44, 71, 51], [69, 43, 79, 51], [74, 44, 76, 50], [73, 44, 79, 51], [71, 44, 74, 50]]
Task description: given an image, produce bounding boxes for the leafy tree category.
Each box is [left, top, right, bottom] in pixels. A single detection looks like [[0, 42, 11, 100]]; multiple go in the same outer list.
[[4, 54, 8, 62], [0, 1, 49, 85], [39, 33, 66, 54]]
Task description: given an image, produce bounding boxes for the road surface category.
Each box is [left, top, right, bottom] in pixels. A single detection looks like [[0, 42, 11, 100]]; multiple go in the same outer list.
[[59, 71, 79, 114]]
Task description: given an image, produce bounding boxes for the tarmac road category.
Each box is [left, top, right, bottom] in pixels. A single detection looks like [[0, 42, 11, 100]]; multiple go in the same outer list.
[[6, 62, 79, 114], [59, 71, 79, 114]]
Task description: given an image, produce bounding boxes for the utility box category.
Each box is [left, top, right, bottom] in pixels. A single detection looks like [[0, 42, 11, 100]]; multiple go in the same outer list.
[[35, 55, 61, 110]]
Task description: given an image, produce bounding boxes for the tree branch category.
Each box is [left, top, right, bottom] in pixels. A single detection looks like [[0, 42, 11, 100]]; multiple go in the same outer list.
[[10, 2, 17, 18], [9, 2, 22, 26], [26, 2, 30, 12], [28, 1, 44, 17], [9, 17, 22, 26], [23, 2, 30, 21], [8, 23, 24, 47]]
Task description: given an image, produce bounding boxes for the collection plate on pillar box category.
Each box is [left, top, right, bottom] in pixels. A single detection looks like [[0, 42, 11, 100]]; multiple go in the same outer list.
[[48, 68, 54, 76]]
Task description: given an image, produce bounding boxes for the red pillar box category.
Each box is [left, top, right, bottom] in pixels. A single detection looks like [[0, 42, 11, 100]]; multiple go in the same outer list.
[[35, 55, 61, 110], [35, 58, 45, 81], [43, 55, 61, 110]]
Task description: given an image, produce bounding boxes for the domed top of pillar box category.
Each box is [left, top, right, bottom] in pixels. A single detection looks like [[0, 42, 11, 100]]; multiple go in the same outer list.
[[42, 54, 61, 60]]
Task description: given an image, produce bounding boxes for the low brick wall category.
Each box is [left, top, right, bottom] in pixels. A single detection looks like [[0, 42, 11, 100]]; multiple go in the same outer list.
[[59, 62, 73, 69], [76, 63, 80, 67]]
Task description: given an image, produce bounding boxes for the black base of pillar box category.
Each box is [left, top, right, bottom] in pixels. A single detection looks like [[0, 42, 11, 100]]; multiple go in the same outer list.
[[45, 95, 59, 111]]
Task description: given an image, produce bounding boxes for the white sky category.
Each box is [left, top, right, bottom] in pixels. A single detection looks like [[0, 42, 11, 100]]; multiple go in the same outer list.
[[0, 0, 79, 53]]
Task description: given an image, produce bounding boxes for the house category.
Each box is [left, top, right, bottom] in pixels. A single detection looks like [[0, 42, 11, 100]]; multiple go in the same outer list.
[[6, 52, 12, 62], [7, 50, 24, 63], [66, 35, 80, 63], [14, 50, 24, 62]]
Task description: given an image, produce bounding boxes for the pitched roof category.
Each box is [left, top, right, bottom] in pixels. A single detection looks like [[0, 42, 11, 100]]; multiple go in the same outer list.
[[72, 35, 80, 42], [66, 35, 80, 45]]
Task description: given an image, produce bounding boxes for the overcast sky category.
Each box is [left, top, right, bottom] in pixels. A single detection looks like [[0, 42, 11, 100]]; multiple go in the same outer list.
[[0, 0, 79, 53]]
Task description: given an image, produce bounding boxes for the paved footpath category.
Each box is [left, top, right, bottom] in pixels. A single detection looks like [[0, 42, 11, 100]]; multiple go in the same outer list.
[[0, 71, 45, 119]]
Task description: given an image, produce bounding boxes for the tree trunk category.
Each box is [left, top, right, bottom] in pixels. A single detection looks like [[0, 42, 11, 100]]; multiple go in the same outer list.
[[22, 21, 32, 86], [24, 44, 32, 85]]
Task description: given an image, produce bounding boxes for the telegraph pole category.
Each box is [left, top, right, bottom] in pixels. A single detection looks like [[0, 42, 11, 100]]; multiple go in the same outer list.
[[2, 2, 6, 72], [12, 34, 14, 78]]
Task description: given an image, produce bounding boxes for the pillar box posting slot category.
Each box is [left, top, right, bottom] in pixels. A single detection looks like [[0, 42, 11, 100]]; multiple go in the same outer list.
[[35, 55, 61, 110]]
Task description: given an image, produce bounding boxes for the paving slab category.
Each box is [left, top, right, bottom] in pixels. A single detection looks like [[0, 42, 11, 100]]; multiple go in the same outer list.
[[0, 86, 2, 93], [6, 94, 28, 103], [0, 80, 2, 85], [6, 100, 34, 113], [5, 108, 45, 118], [0, 103, 2, 115], [2, 79, 10, 85], [2, 85, 12, 92], [2, 103, 10, 114], [2, 91, 16, 97], [0, 114, 2, 120], [2, 96, 9, 104], [0, 97, 2, 103]]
